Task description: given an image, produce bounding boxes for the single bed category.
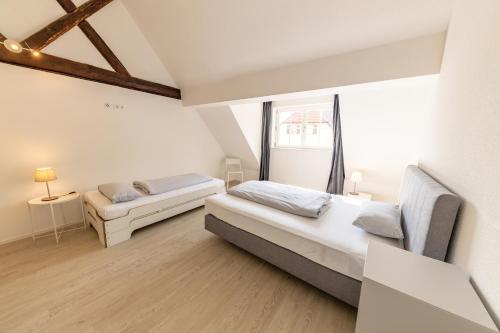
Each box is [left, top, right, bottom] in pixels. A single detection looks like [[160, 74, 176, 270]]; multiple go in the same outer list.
[[204, 166, 461, 307], [85, 177, 225, 247]]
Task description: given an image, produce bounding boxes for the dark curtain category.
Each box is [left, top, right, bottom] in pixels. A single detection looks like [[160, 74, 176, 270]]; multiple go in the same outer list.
[[326, 94, 345, 194], [259, 101, 272, 181]]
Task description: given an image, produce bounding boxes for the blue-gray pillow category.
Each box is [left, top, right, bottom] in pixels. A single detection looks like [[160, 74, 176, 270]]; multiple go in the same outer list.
[[98, 183, 141, 203], [352, 201, 404, 239]]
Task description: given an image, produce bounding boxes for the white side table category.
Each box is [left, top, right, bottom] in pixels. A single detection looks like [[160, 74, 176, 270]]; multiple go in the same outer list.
[[355, 241, 498, 333], [346, 191, 372, 200], [28, 192, 86, 244]]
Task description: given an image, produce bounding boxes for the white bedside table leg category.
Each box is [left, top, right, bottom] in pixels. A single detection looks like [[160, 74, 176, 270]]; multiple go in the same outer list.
[[80, 196, 87, 229], [28, 203, 35, 241], [61, 204, 67, 232], [49, 203, 59, 244]]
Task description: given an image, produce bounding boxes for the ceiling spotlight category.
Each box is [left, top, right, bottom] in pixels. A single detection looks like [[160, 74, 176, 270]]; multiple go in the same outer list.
[[31, 50, 40, 57], [3, 39, 23, 53]]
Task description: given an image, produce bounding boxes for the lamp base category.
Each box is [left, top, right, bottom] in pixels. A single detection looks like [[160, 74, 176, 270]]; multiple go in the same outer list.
[[41, 196, 59, 201], [348, 192, 359, 196]]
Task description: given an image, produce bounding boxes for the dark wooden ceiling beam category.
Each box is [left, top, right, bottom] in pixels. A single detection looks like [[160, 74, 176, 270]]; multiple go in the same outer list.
[[55, 0, 130, 76], [0, 46, 181, 99], [22, 0, 113, 51], [78, 21, 130, 76], [56, 0, 81, 12], [0, 33, 6, 42]]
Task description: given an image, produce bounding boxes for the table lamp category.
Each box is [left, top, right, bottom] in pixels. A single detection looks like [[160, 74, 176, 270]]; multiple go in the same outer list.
[[34, 167, 59, 201], [350, 171, 363, 195]]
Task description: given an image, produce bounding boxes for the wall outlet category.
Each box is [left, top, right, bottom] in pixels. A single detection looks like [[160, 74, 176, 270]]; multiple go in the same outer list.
[[105, 103, 125, 110]]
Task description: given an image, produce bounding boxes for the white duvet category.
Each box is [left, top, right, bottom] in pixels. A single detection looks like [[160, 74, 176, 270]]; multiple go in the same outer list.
[[205, 193, 403, 281]]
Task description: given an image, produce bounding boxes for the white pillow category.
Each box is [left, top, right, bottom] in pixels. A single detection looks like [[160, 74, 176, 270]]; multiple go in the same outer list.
[[98, 183, 141, 203], [352, 201, 404, 239]]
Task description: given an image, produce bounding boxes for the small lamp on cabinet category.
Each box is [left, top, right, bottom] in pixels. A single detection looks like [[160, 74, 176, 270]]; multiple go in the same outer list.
[[34, 167, 59, 201], [349, 171, 363, 195]]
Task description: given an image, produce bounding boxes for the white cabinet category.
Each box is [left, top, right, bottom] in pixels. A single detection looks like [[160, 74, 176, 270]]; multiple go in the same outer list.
[[346, 192, 372, 200], [355, 241, 498, 333]]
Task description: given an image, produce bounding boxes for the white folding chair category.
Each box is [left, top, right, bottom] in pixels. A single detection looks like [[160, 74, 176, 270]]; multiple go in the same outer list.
[[225, 158, 244, 189]]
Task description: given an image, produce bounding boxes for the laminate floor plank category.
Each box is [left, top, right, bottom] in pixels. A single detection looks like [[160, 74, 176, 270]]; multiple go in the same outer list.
[[0, 208, 356, 333]]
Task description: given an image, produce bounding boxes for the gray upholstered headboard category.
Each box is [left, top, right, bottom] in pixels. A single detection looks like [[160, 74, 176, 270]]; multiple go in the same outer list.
[[399, 165, 461, 261]]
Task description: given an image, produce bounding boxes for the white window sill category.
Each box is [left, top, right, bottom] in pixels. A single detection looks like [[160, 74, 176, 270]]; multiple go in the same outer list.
[[272, 146, 333, 152]]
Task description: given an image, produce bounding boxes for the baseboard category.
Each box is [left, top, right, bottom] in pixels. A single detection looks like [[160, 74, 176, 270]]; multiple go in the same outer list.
[[0, 219, 85, 246]]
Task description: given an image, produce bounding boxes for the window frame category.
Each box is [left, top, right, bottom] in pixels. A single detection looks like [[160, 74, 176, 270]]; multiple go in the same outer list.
[[273, 102, 334, 151]]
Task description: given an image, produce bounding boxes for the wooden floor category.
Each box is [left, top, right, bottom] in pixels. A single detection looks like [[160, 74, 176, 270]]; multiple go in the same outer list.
[[0, 208, 356, 333]]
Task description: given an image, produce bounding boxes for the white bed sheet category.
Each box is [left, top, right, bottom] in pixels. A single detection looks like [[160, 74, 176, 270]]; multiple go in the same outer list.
[[205, 193, 403, 281], [85, 178, 225, 221]]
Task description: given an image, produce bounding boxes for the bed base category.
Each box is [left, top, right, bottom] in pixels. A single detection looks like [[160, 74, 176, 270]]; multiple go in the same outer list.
[[86, 186, 224, 247], [205, 214, 361, 308]]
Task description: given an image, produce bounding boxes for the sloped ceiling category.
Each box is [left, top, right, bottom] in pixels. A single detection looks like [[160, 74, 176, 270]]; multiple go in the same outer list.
[[122, 0, 455, 88], [197, 105, 261, 178], [0, 0, 177, 87]]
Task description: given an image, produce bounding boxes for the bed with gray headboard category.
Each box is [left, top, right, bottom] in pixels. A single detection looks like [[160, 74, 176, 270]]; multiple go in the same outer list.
[[204, 165, 461, 307]]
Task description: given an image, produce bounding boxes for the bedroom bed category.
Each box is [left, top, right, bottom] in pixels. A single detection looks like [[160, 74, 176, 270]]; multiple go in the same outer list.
[[85, 177, 225, 247], [204, 166, 461, 307]]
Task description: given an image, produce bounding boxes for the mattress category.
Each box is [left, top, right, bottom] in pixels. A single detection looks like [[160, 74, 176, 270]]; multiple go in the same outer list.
[[85, 178, 225, 221], [205, 193, 403, 281]]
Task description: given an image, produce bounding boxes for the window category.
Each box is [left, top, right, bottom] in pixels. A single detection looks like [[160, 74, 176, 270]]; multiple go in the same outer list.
[[274, 103, 333, 149]]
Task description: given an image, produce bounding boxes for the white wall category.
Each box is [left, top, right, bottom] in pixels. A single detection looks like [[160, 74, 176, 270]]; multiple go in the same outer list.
[[419, 0, 500, 323], [270, 148, 332, 191], [270, 77, 437, 203], [0, 0, 224, 244], [183, 33, 445, 106], [231, 103, 262, 166], [197, 106, 260, 180]]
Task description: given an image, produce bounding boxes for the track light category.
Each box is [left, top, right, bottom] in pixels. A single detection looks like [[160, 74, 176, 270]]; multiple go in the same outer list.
[[3, 39, 23, 53], [0, 38, 41, 57]]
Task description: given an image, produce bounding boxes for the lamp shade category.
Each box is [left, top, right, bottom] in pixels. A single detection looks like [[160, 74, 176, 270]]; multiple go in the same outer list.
[[34, 167, 57, 182], [351, 171, 363, 183]]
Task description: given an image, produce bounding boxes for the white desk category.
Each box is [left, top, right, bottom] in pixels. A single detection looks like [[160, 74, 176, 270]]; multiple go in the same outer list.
[[355, 241, 498, 333], [28, 192, 86, 244]]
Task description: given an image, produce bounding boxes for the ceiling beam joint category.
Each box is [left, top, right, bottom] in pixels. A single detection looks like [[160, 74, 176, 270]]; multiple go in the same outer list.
[[55, 0, 130, 76], [22, 0, 114, 51]]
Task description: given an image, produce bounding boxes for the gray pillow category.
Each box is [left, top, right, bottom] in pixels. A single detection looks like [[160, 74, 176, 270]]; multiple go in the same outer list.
[[98, 183, 142, 203], [352, 201, 404, 239]]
